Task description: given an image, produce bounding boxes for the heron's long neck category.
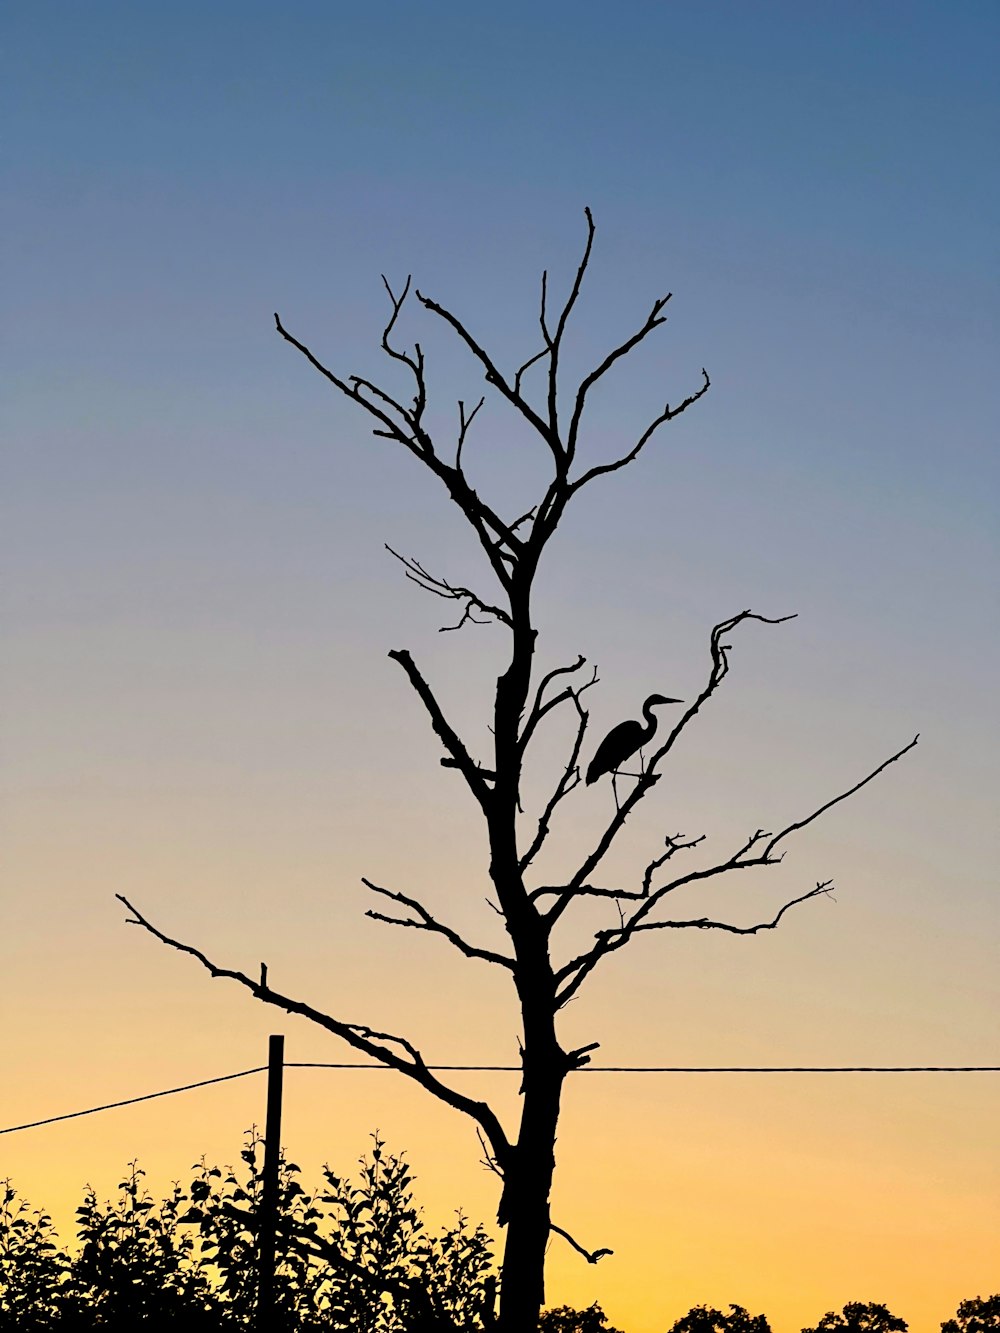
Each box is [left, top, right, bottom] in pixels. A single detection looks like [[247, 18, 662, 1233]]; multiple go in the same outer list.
[[641, 702, 660, 740]]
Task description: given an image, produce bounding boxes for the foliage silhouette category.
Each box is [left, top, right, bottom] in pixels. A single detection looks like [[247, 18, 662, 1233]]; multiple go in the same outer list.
[[0, 1133, 496, 1330], [941, 1296, 1000, 1333], [801, 1303, 908, 1333], [119, 210, 918, 1330], [539, 1302, 624, 1332], [668, 1304, 772, 1333]]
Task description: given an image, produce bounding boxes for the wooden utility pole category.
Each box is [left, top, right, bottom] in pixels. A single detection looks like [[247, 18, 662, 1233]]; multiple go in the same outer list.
[[256, 1033, 284, 1329]]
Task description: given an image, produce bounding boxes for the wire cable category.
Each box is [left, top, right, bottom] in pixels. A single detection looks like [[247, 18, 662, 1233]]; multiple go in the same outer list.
[[3, 1063, 997, 1136], [1, 1067, 267, 1136]]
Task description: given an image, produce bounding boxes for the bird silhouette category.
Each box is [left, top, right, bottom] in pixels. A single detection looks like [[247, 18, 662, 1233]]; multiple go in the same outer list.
[[586, 694, 683, 785]]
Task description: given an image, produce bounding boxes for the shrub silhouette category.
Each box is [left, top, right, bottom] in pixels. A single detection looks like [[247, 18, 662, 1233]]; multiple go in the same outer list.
[[539, 1302, 624, 1332], [801, 1303, 908, 1333], [0, 1132, 496, 1330], [668, 1304, 772, 1333], [941, 1296, 1000, 1333]]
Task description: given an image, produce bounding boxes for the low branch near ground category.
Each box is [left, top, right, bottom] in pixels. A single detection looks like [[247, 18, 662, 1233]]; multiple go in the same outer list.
[[554, 735, 918, 1004], [116, 894, 513, 1168], [362, 878, 516, 969]]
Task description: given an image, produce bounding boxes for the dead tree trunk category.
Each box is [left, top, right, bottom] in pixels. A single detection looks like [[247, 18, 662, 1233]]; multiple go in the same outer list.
[[120, 210, 917, 1331]]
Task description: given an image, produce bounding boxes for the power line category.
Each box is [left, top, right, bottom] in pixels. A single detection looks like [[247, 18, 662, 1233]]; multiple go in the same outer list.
[[1, 1067, 268, 1135], [2, 1061, 997, 1137]]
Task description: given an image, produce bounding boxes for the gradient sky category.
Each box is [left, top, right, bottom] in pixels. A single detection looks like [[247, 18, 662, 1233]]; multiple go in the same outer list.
[[3, 3, 998, 1330]]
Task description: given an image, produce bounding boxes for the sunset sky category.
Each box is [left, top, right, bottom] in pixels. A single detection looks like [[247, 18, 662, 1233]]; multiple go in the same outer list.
[[3, 2, 998, 1330]]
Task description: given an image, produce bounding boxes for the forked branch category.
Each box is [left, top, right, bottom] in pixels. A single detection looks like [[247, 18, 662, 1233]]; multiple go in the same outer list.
[[521, 675, 596, 875], [385, 545, 513, 631], [362, 877, 516, 969], [569, 367, 711, 491], [555, 734, 918, 1003], [567, 610, 797, 894], [274, 311, 522, 587]]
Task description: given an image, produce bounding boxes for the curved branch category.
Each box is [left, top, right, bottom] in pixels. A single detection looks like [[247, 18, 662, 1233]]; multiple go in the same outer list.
[[545, 206, 596, 442], [385, 545, 513, 631], [606, 879, 835, 941], [564, 291, 672, 467], [362, 878, 515, 969], [567, 610, 795, 893], [570, 367, 711, 491], [549, 1220, 613, 1264], [521, 677, 595, 876], [556, 733, 917, 1003], [518, 655, 591, 757], [116, 895, 512, 1166], [556, 879, 834, 1007]]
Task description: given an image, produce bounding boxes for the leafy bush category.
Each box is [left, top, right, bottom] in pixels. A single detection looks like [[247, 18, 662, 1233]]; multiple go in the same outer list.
[[0, 1132, 496, 1330], [801, 1303, 908, 1333], [668, 1305, 772, 1333], [540, 1303, 624, 1332], [942, 1296, 1000, 1333]]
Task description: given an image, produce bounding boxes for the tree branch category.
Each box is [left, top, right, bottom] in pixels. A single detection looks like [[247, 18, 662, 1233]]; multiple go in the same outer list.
[[569, 367, 711, 491], [362, 878, 515, 969], [762, 734, 920, 859], [385, 545, 513, 631], [544, 206, 596, 443], [378, 274, 427, 429], [521, 677, 595, 876], [116, 894, 512, 1166], [415, 292, 563, 466], [602, 879, 835, 941], [549, 1221, 613, 1265], [275, 311, 522, 589], [456, 395, 485, 471], [564, 291, 672, 467], [534, 832, 706, 906], [518, 655, 592, 757], [388, 648, 493, 810], [567, 610, 795, 893], [555, 734, 918, 1003]]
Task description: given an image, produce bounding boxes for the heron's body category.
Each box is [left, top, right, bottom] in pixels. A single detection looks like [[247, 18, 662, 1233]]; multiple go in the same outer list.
[[585, 693, 682, 785]]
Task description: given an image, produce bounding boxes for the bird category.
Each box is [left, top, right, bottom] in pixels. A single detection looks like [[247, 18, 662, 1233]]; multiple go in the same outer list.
[[585, 694, 683, 786]]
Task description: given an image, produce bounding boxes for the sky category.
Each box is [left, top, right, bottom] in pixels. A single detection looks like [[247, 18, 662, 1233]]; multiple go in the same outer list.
[[3, 1, 999, 1329]]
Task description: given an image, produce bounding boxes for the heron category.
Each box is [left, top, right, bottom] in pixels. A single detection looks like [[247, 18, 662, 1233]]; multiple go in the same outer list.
[[586, 693, 683, 787]]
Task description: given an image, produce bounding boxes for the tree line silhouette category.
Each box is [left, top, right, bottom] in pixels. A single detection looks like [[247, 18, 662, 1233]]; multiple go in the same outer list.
[[2, 1134, 995, 1332]]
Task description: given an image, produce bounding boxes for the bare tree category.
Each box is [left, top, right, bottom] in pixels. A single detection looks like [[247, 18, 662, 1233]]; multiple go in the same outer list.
[[120, 211, 916, 1331]]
